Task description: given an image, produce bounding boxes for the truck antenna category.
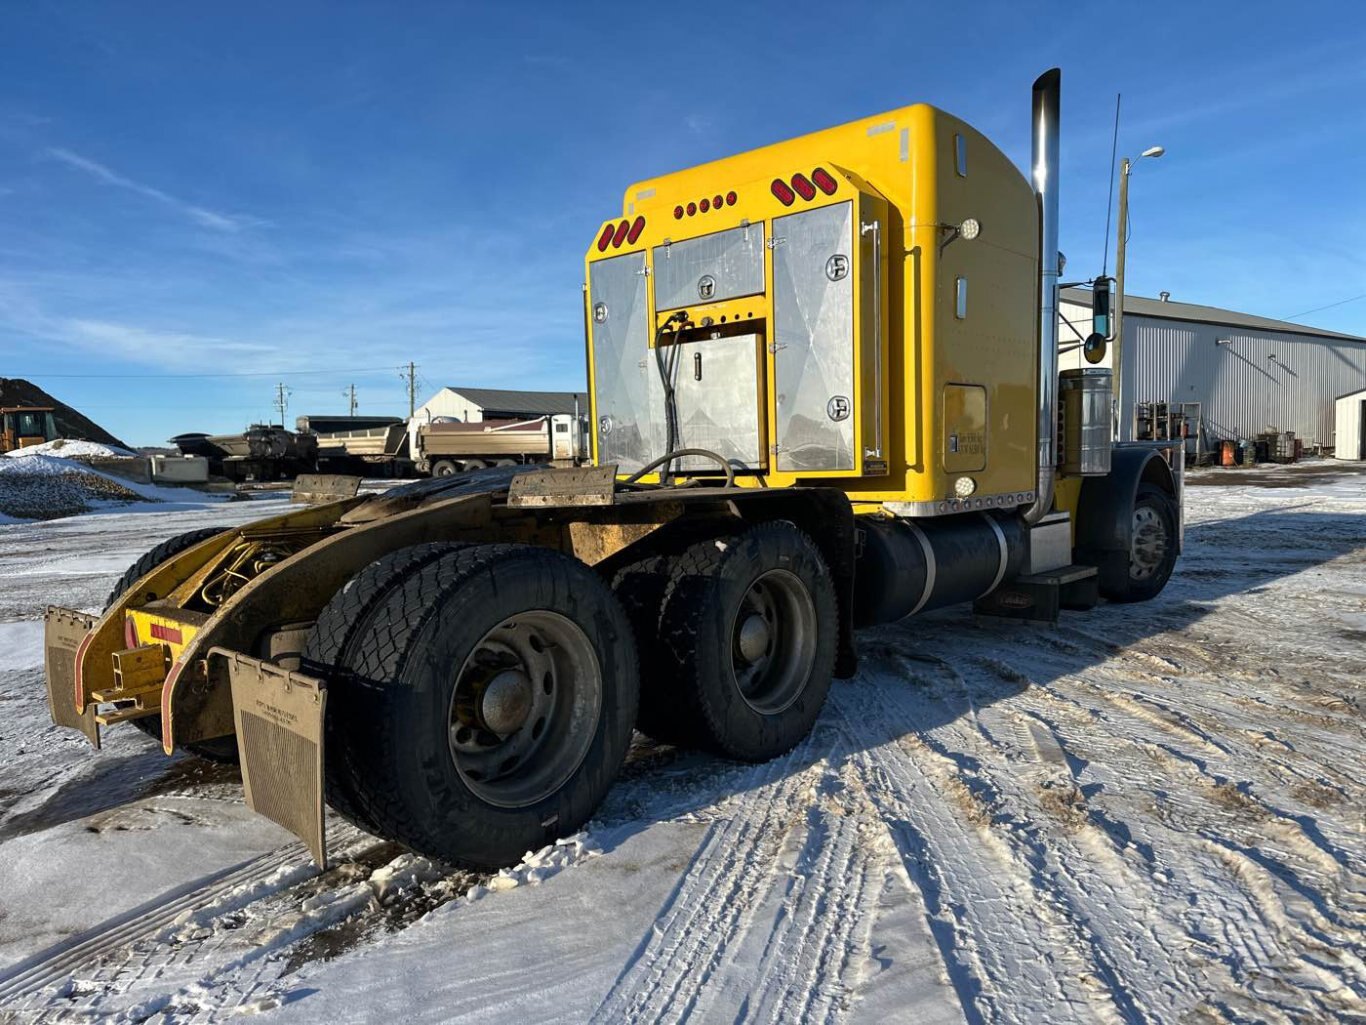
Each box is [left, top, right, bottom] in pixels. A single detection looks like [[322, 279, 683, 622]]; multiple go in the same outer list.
[[1101, 93, 1120, 277]]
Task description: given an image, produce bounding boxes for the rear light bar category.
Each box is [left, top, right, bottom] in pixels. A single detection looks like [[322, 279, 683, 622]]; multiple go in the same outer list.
[[598, 216, 648, 250]]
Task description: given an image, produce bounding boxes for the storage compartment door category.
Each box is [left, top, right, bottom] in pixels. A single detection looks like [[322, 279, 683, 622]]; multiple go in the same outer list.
[[669, 333, 764, 473], [589, 252, 658, 472], [772, 202, 855, 472]]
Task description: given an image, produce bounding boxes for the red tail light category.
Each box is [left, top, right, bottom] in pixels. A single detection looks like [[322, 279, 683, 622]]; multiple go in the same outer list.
[[686, 202, 697, 216], [771, 179, 795, 205], [612, 220, 630, 247], [699, 198, 710, 213], [626, 215, 645, 244], [597, 224, 614, 252], [713, 194, 723, 209], [811, 167, 838, 195], [674, 205, 684, 219], [791, 173, 816, 201], [725, 191, 737, 206]]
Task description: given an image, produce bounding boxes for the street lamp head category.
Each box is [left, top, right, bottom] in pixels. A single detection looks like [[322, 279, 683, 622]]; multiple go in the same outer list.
[[1140, 145, 1165, 159]]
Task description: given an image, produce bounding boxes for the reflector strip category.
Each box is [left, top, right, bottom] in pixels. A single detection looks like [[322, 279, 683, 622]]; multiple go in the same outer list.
[[149, 623, 183, 645]]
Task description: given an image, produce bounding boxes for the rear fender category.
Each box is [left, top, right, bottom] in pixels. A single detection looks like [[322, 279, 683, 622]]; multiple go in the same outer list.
[[79, 496, 366, 710], [163, 491, 495, 751], [1074, 444, 1183, 577]]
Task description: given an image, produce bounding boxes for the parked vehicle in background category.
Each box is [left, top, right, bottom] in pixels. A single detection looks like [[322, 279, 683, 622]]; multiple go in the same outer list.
[[415, 413, 587, 476], [170, 425, 318, 481], [0, 406, 58, 453]]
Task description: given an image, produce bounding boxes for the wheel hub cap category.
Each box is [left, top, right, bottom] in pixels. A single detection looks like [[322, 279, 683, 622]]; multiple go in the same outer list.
[[480, 669, 533, 735], [737, 613, 771, 663]]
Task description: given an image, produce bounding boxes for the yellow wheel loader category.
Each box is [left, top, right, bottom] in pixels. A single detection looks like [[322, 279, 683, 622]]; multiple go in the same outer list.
[[43, 69, 1181, 869]]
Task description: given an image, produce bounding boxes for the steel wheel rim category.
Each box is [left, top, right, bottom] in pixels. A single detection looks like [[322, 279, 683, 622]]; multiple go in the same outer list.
[[448, 610, 602, 808], [1130, 505, 1169, 581], [728, 569, 817, 715]]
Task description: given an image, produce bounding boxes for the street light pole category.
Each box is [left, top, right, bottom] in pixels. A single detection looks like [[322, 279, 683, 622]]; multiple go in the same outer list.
[[1112, 145, 1164, 440]]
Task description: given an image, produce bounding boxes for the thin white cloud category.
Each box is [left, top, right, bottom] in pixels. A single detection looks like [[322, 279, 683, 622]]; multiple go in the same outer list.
[[44, 147, 255, 233]]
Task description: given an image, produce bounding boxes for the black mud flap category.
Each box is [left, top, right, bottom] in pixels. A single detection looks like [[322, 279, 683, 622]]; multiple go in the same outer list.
[[44, 606, 100, 748], [211, 648, 328, 867]]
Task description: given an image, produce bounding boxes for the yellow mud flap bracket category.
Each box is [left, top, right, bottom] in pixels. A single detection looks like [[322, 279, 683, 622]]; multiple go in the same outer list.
[[210, 648, 328, 867], [43, 606, 100, 748]]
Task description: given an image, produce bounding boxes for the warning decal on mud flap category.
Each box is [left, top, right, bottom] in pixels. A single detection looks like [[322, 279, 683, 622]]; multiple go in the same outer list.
[[214, 648, 328, 867]]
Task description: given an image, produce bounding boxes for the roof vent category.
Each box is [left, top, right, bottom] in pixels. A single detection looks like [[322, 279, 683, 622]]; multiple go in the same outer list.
[[1159, 291, 1171, 302]]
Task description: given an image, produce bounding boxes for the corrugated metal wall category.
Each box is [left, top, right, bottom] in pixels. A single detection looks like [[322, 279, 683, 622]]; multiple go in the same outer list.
[[1058, 300, 1366, 448]]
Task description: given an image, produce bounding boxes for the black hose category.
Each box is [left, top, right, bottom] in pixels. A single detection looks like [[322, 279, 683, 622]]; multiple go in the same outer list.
[[624, 448, 736, 488], [653, 311, 689, 482]]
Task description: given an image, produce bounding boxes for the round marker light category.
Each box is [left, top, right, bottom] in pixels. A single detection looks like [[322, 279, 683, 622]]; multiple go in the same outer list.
[[699, 197, 710, 212], [713, 194, 723, 209], [674, 205, 684, 219], [686, 202, 697, 216], [725, 191, 737, 206], [954, 476, 977, 498], [959, 218, 981, 241]]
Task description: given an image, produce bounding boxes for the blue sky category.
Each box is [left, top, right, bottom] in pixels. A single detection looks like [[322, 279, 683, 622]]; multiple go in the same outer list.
[[2, 1, 1364, 445]]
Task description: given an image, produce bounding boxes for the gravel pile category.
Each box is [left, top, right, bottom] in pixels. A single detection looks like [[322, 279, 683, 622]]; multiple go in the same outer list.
[[0, 455, 146, 520]]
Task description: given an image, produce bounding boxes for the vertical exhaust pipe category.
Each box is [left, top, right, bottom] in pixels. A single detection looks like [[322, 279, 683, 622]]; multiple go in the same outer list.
[[1025, 68, 1060, 525]]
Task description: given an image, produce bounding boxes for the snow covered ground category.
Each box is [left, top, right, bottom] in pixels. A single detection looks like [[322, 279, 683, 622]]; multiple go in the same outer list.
[[0, 466, 1362, 1023]]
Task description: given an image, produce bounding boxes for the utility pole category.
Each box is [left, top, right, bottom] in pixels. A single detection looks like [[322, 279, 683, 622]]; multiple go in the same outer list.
[[273, 382, 291, 426], [403, 362, 418, 418], [1112, 145, 1165, 440], [345, 384, 358, 416]]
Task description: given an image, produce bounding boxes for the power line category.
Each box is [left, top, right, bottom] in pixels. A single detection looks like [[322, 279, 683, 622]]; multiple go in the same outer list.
[[8, 367, 399, 380], [1281, 293, 1366, 321]]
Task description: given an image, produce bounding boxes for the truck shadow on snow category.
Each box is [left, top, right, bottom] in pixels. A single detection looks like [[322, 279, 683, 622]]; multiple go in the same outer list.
[[593, 505, 1366, 835]]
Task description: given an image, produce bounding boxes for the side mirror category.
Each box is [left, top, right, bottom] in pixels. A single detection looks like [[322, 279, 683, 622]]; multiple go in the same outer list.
[[1092, 276, 1114, 340], [1083, 332, 1108, 365]]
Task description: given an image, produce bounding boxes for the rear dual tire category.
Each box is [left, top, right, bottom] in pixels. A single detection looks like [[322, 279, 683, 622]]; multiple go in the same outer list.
[[619, 521, 837, 763], [315, 543, 639, 869]]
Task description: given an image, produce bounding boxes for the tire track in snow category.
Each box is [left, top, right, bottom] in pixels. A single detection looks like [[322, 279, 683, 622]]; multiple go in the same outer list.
[[0, 822, 370, 1014], [589, 725, 878, 1025]]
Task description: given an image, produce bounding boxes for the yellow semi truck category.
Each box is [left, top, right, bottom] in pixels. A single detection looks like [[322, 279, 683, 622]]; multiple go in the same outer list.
[[42, 69, 1180, 869]]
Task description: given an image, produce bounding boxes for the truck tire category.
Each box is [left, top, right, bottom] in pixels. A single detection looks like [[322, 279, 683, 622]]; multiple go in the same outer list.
[[655, 522, 837, 762], [431, 459, 459, 477], [331, 544, 639, 869], [1100, 483, 1179, 603], [301, 542, 469, 833], [493, 458, 517, 467], [105, 528, 239, 763], [462, 459, 487, 471], [611, 549, 702, 747]]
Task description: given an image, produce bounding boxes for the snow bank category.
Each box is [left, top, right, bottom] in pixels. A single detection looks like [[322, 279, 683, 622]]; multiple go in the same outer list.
[[0, 452, 223, 520], [4, 438, 136, 460]]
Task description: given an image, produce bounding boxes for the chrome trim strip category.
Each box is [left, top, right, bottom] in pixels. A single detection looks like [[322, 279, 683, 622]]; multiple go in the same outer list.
[[981, 514, 1009, 597], [882, 491, 1034, 518], [903, 520, 936, 616]]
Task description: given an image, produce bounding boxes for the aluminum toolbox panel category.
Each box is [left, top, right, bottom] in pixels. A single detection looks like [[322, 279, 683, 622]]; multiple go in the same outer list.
[[589, 251, 660, 473], [662, 332, 763, 472], [652, 223, 765, 312], [773, 201, 855, 471]]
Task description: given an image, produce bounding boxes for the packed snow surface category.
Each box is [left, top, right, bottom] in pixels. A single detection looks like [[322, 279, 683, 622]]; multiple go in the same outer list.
[[4, 439, 136, 460], [0, 465, 1362, 1023]]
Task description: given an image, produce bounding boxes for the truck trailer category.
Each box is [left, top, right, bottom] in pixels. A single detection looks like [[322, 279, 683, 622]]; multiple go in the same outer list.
[[42, 70, 1180, 869], [415, 413, 588, 476]]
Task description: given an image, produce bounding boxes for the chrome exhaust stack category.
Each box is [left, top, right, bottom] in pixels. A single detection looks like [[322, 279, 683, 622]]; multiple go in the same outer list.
[[1024, 68, 1061, 525]]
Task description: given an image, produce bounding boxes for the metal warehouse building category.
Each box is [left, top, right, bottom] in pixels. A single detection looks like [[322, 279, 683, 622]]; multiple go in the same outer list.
[[1059, 289, 1366, 451], [414, 386, 587, 425]]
